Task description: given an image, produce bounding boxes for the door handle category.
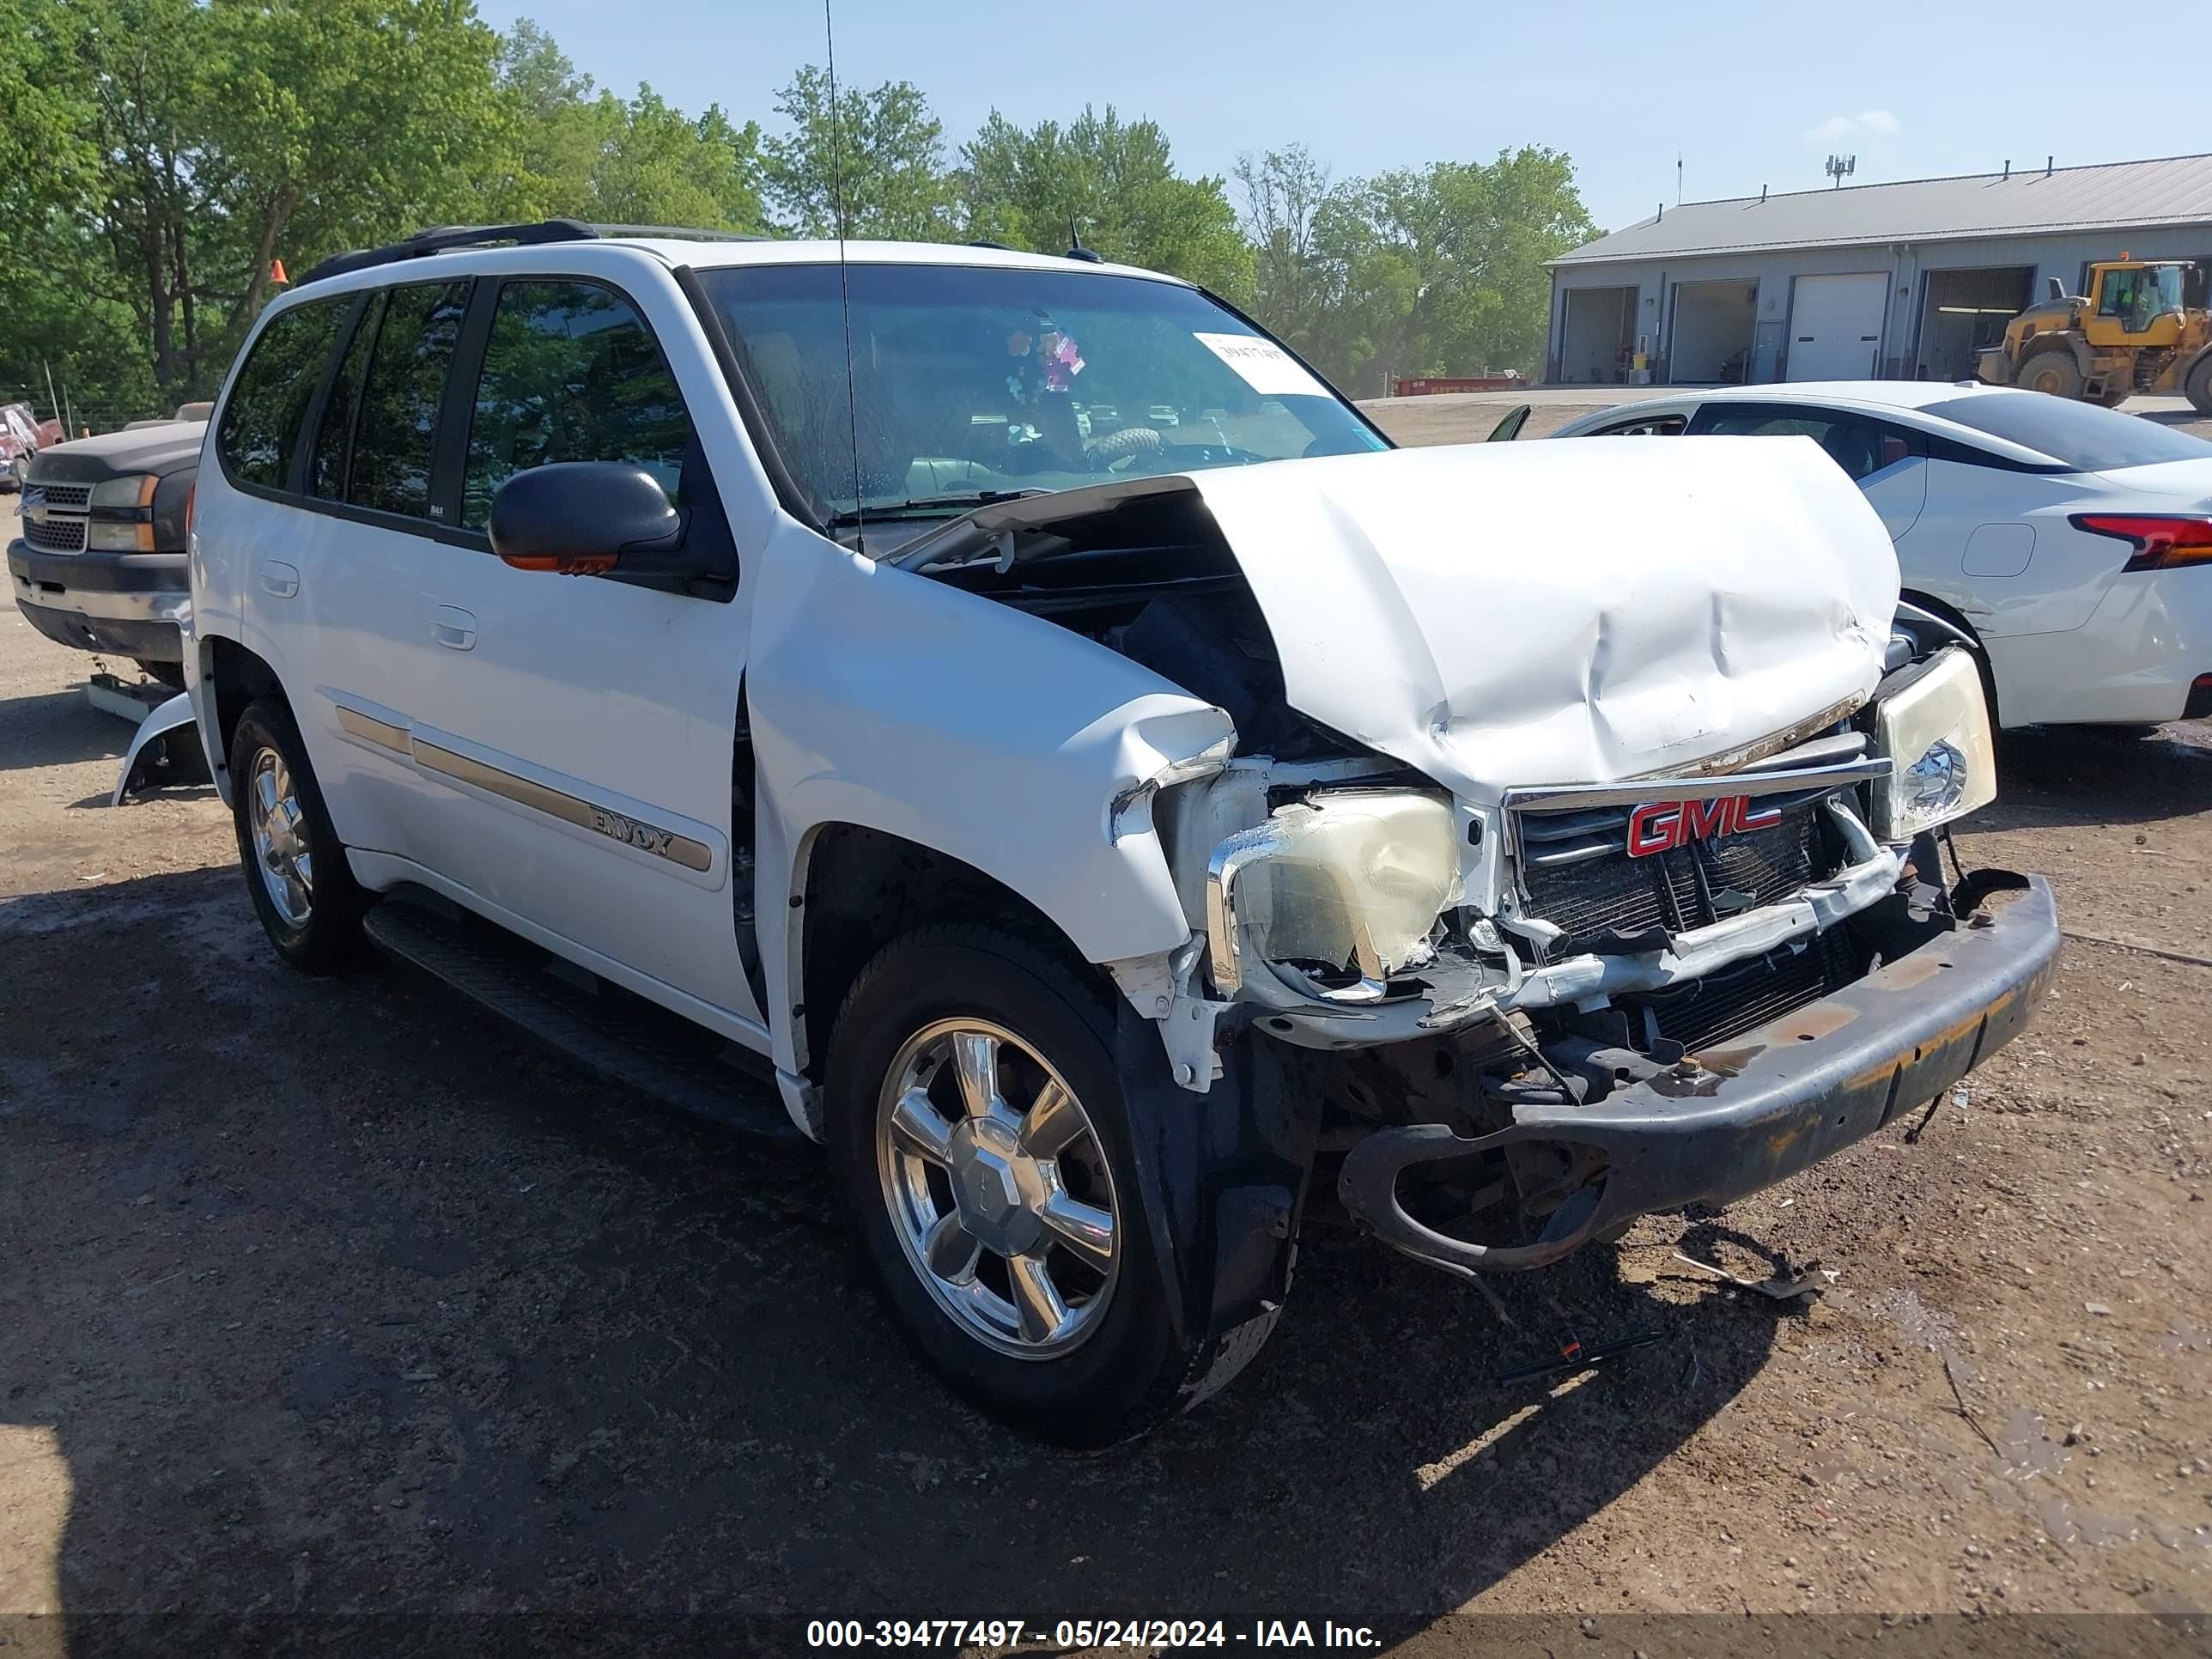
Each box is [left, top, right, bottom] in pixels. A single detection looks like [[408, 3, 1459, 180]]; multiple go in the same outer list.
[[430, 605, 477, 651], [259, 562, 300, 599]]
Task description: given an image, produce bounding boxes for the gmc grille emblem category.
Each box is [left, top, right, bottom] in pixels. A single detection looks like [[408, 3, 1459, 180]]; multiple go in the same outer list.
[[1626, 796, 1784, 858]]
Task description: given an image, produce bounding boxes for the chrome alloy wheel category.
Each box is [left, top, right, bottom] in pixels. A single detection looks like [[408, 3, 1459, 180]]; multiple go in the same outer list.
[[246, 745, 313, 927], [875, 1018, 1121, 1359]]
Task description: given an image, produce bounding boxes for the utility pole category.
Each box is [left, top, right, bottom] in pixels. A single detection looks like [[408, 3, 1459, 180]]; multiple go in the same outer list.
[[1676, 152, 1683, 206], [1826, 154, 1856, 189], [42, 358, 59, 422]]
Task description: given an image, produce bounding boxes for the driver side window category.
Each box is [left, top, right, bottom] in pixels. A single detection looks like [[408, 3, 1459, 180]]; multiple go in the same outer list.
[[462, 280, 695, 529]]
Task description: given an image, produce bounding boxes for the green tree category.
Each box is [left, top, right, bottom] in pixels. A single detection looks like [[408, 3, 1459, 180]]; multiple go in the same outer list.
[[198, 0, 511, 332], [485, 15, 599, 219], [959, 106, 1251, 299], [1235, 144, 1336, 360], [485, 22, 763, 233], [581, 91, 763, 231], [17, 0, 514, 404], [1308, 148, 1594, 394], [760, 65, 953, 240], [0, 0, 98, 222], [38, 0, 210, 397]]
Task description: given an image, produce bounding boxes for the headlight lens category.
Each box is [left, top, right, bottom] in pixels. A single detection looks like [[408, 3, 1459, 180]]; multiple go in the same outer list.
[[88, 520, 155, 552], [89, 474, 158, 510], [1870, 647, 1996, 840], [1207, 789, 1462, 995]]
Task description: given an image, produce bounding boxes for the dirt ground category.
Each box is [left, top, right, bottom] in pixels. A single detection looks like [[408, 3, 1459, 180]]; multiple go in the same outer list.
[[4, 428, 2212, 1656]]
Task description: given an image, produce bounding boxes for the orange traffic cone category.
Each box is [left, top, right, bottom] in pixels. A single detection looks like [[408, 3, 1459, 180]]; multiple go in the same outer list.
[[270, 258, 289, 285]]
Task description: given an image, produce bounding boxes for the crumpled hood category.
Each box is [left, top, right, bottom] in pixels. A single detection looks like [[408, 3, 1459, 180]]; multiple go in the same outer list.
[[1179, 436, 1899, 800]]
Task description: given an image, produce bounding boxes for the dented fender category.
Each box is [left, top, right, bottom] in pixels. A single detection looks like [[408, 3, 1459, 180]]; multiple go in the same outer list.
[[746, 521, 1231, 1081]]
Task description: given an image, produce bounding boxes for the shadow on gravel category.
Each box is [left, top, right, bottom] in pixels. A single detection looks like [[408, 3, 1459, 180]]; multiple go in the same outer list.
[[1978, 723, 2212, 831], [0, 870, 1783, 1652], [0, 686, 133, 773]]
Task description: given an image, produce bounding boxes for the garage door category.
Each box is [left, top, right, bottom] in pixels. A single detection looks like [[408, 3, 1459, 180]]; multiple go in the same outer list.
[[1786, 273, 1889, 380]]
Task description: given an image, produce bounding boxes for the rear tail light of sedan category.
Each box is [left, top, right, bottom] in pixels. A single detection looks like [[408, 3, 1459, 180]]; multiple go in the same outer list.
[[2072, 514, 2212, 572]]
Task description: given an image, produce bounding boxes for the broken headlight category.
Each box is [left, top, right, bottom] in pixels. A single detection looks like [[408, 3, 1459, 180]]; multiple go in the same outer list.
[[1206, 789, 1462, 998], [1869, 646, 1996, 841]]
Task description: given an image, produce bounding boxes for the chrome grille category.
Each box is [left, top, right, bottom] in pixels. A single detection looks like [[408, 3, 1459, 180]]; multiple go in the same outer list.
[[1516, 795, 1832, 949], [21, 514, 87, 553]]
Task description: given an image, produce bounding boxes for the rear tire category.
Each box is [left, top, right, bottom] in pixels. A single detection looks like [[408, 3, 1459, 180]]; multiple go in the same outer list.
[[824, 925, 1189, 1446], [228, 698, 367, 975], [2016, 351, 2082, 399], [2185, 354, 2212, 416]]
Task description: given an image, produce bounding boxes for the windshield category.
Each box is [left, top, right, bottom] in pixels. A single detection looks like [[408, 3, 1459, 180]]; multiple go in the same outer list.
[[696, 262, 1386, 521], [2099, 264, 2187, 328], [1921, 393, 2212, 472]]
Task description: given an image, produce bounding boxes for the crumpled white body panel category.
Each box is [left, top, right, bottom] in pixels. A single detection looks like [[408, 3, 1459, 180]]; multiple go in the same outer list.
[[1184, 437, 1899, 802]]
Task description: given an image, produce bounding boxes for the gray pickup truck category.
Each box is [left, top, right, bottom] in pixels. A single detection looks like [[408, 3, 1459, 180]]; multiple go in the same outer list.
[[9, 421, 201, 685]]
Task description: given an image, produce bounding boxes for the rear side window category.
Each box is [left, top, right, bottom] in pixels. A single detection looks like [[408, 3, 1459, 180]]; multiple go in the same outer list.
[[1588, 412, 1686, 437], [1920, 394, 2212, 472], [349, 280, 471, 520], [461, 281, 694, 528], [311, 294, 380, 500], [217, 298, 345, 489], [1692, 405, 1916, 482]]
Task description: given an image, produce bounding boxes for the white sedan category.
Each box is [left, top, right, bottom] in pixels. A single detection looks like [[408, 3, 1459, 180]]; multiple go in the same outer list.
[[1540, 383, 2212, 729]]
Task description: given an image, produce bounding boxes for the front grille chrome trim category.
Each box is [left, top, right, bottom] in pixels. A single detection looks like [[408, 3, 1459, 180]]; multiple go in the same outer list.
[[1502, 756, 1888, 821]]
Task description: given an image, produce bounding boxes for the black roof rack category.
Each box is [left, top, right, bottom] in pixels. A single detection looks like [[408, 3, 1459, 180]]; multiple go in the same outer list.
[[295, 220, 771, 288]]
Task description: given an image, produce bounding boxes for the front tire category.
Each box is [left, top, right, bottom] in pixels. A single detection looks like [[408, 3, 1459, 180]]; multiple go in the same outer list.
[[825, 926, 1187, 1446], [228, 698, 367, 974], [2016, 350, 2082, 398]]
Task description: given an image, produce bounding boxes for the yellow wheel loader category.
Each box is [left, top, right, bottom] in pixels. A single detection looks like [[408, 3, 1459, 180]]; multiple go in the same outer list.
[[1976, 259, 2212, 414]]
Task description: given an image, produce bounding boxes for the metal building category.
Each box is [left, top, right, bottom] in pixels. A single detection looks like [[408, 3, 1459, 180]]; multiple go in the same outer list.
[[1545, 152, 2212, 387]]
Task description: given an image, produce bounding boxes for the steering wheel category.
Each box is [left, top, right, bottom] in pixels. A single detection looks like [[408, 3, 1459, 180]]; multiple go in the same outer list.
[[1084, 425, 1164, 472], [1084, 428, 1271, 475]]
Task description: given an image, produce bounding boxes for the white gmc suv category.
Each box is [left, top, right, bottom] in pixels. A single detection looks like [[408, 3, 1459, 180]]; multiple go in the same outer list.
[[186, 223, 2061, 1444]]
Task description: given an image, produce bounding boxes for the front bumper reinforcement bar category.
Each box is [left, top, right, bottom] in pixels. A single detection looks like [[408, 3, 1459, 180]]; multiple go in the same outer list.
[[1339, 875, 2062, 1275]]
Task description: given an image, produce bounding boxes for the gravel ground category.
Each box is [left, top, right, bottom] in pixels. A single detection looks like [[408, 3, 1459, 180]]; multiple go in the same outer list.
[[3, 451, 2211, 1656]]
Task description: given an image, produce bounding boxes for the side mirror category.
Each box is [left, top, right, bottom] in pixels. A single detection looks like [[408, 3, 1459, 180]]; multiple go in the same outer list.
[[489, 462, 704, 584]]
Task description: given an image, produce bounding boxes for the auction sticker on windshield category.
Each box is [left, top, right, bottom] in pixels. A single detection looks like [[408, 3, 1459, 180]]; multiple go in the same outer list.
[[1194, 332, 1330, 398]]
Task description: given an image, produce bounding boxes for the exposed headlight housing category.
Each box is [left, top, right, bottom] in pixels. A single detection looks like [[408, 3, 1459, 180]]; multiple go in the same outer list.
[[1869, 647, 1996, 841], [1207, 789, 1462, 998]]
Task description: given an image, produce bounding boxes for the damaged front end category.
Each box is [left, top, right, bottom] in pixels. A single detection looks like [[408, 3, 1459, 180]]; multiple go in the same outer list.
[[895, 440, 2062, 1285], [1178, 641, 2058, 1279]]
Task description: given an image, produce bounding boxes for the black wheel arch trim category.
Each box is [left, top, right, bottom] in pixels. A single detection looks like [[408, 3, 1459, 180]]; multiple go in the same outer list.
[[1109, 1004, 1325, 1405]]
